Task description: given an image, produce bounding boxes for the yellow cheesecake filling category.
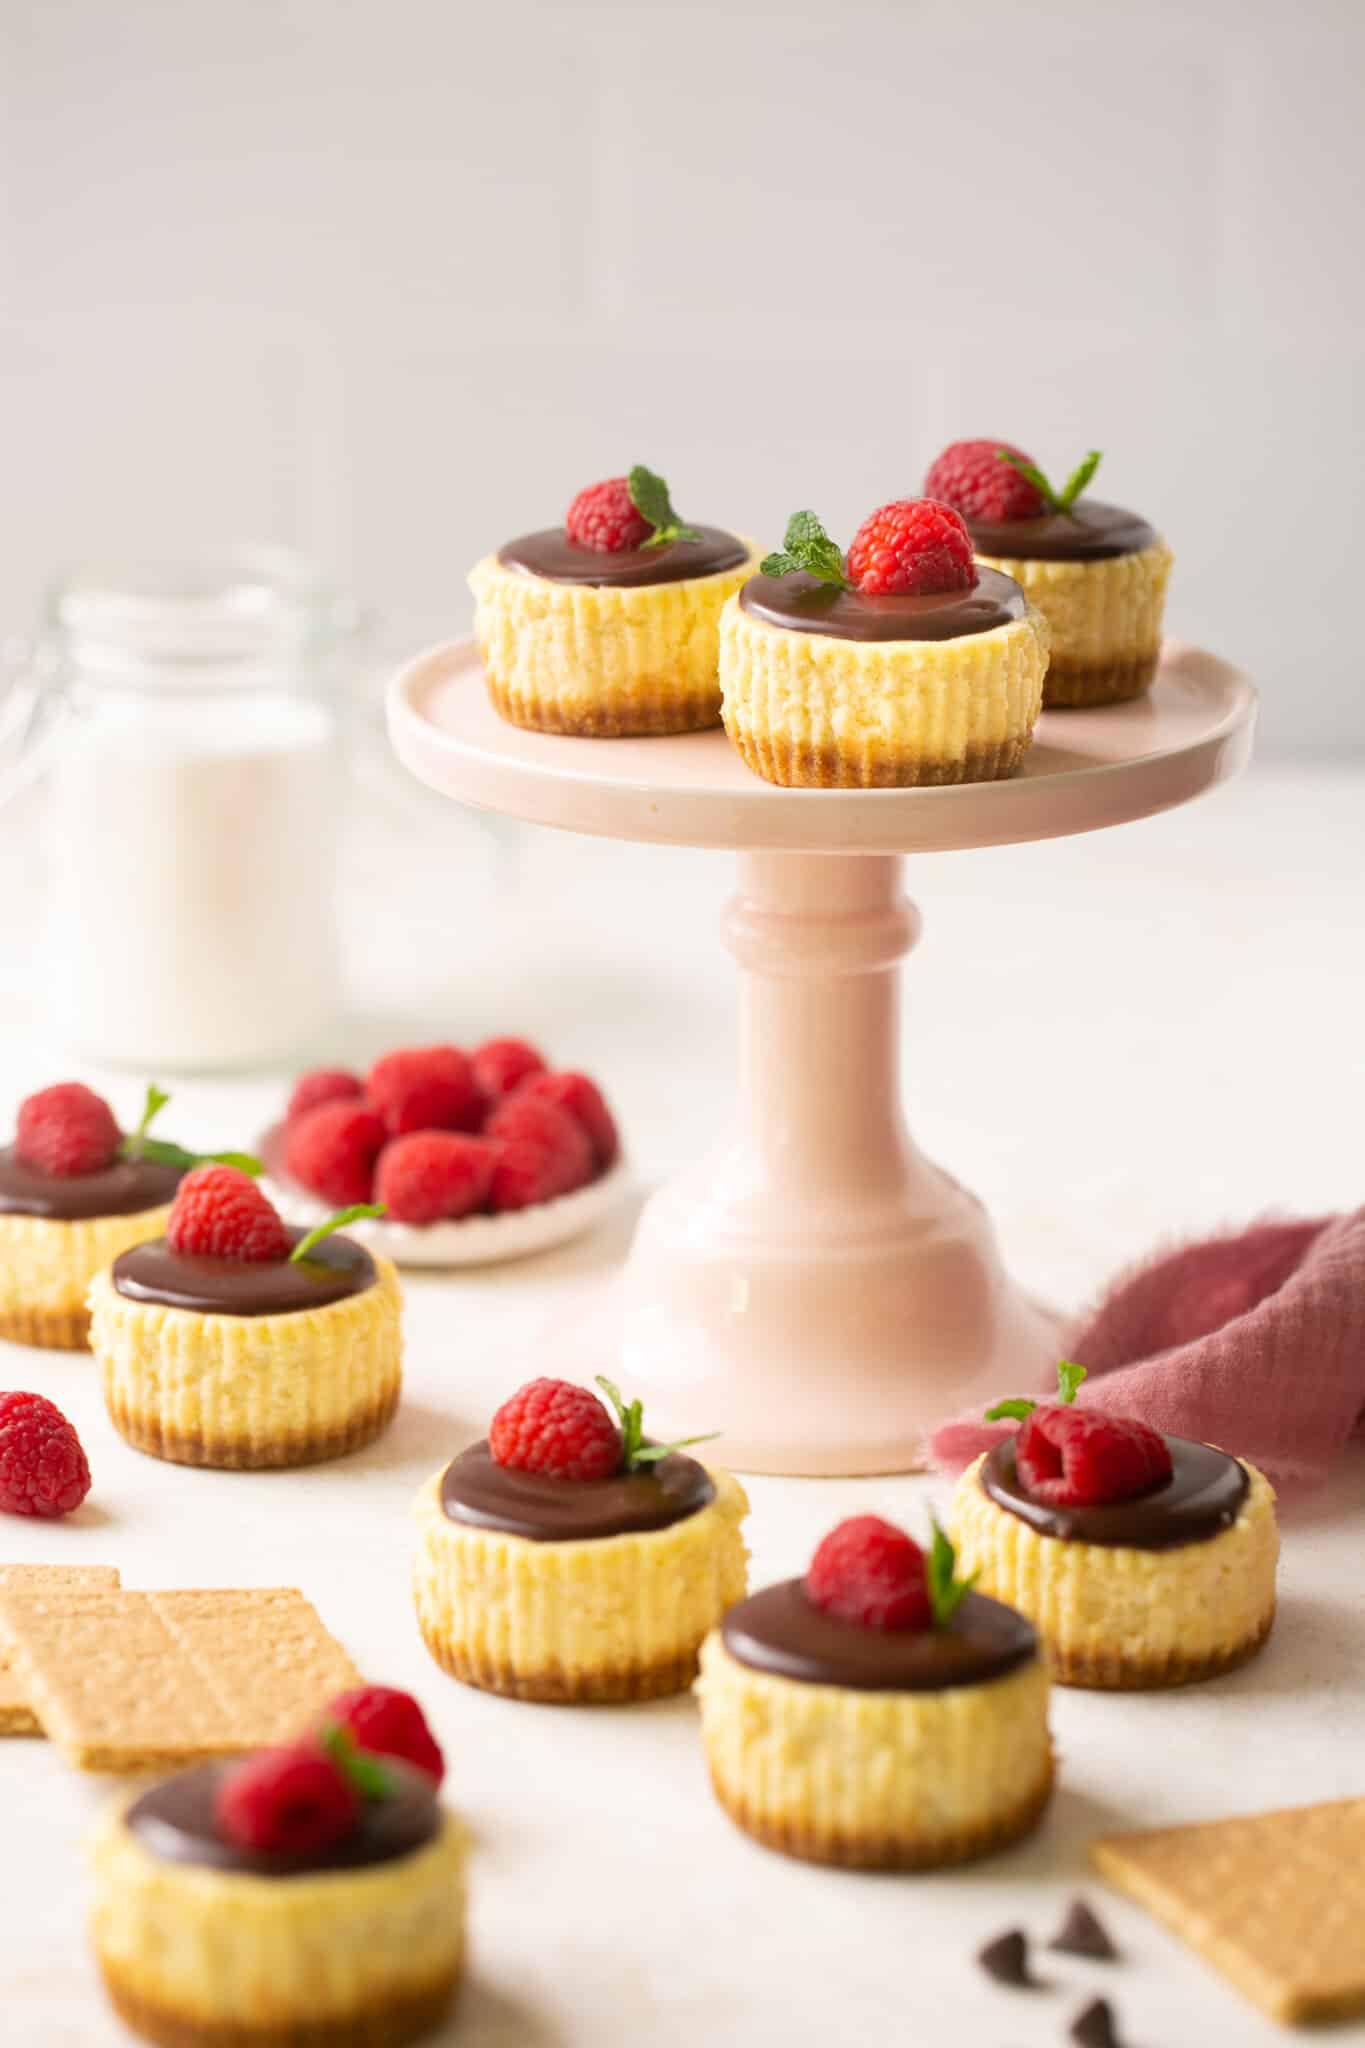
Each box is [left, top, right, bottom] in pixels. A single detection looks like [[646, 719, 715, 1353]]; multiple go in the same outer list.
[[89, 1256, 403, 1469], [413, 1464, 749, 1702], [470, 543, 761, 736]]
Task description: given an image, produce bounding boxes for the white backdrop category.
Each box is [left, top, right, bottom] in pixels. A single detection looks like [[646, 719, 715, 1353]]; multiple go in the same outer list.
[[3, 0, 1363, 752]]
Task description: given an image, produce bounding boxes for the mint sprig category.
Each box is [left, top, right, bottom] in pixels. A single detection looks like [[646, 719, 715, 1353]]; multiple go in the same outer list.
[[759, 508, 851, 589], [628, 464, 701, 549], [322, 1722, 395, 1802], [118, 1083, 263, 1178], [594, 1375, 719, 1472], [926, 1514, 978, 1628], [985, 1359, 1088, 1425], [290, 1203, 386, 1263], [998, 448, 1102, 516]]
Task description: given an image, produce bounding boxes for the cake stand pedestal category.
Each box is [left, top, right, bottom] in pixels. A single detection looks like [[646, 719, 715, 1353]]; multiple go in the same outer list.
[[388, 639, 1254, 1474]]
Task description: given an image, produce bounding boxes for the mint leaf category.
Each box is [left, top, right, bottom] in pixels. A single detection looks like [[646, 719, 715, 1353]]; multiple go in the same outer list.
[[628, 464, 700, 549], [125, 1083, 171, 1152], [1057, 449, 1102, 509], [594, 1375, 715, 1473], [290, 1203, 385, 1262], [1056, 1360, 1088, 1405], [997, 448, 1102, 516], [927, 1514, 978, 1628], [984, 1397, 1037, 1423], [631, 1431, 720, 1465], [118, 1087, 264, 1179], [760, 508, 850, 589], [322, 1723, 395, 1802]]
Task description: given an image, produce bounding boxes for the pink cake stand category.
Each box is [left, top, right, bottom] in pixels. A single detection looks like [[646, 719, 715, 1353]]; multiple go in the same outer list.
[[388, 638, 1255, 1475]]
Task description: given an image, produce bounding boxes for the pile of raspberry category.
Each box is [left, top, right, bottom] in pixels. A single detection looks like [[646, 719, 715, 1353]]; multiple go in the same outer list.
[[282, 1039, 619, 1226]]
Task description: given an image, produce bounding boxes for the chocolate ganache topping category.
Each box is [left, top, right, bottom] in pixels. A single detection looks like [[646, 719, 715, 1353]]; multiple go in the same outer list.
[[441, 1438, 714, 1542], [738, 563, 1025, 643], [113, 1228, 376, 1317], [722, 1580, 1036, 1693], [982, 1434, 1248, 1549], [497, 525, 749, 589], [964, 501, 1156, 563], [0, 1146, 183, 1222], [126, 1760, 438, 1878]]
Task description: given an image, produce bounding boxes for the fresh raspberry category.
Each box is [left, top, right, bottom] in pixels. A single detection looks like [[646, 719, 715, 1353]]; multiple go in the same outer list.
[[484, 1096, 593, 1210], [215, 1743, 358, 1856], [0, 1392, 91, 1518], [845, 499, 976, 597], [565, 477, 650, 554], [13, 1082, 120, 1177], [285, 1068, 365, 1123], [167, 1164, 292, 1263], [923, 439, 1046, 522], [470, 1037, 547, 1103], [1015, 1405, 1173, 1508], [284, 1101, 387, 1205], [489, 1377, 622, 1481], [374, 1132, 497, 1224], [324, 1686, 445, 1787], [367, 1046, 482, 1137], [805, 1515, 931, 1631], [515, 1071, 618, 1169]]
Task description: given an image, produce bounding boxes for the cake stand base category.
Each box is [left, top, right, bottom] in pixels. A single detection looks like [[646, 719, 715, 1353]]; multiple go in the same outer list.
[[583, 851, 1063, 1473]]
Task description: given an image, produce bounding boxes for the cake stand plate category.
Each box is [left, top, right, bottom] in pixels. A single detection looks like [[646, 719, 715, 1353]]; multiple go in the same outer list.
[[388, 639, 1255, 1474]]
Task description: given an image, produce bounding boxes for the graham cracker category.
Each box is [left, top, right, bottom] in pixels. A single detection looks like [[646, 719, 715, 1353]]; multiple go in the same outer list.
[[1092, 1799, 1365, 2025], [0, 1564, 120, 1735], [0, 1585, 360, 1772]]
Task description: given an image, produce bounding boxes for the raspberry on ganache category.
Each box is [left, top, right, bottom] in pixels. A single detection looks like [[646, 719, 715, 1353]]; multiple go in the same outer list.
[[487, 1374, 716, 1484], [759, 500, 977, 599], [13, 1082, 121, 1178], [925, 441, 1104, 524], [565, 464, 701, 555], [215, 1742, 360, 1857], [804, 1513, 977, 1632], [985, 1362, 1173, 1508], [168, 1165, 293, 1264]]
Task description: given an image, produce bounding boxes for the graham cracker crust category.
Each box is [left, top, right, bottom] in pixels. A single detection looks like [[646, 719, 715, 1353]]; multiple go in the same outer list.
[[710, 1757, 1054, 1871], [420, 1623, 700, 1704], [727, 729, 1032, 789], [0, 1304, 92, 1351], [1043, 651, 1160, 708], [1051, 1606, 1276, 1691], [101, 1964, 459, 2048], [105, 1387, 400, 1471], [485, 674, 721, 737]]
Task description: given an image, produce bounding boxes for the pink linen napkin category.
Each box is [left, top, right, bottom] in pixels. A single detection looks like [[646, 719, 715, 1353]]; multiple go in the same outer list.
[[930, 1212, 1365, 1490]]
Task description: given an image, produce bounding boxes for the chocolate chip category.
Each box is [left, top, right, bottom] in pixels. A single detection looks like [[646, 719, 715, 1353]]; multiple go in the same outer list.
[[976, 1927, 1038, 1986], [1050, 1897, 1119, 1961], [1070, 1995, 1124, 2048]]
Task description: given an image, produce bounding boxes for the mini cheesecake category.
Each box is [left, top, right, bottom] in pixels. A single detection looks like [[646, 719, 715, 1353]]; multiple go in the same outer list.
[[0, 1148, 183, 1352], [926, 441, 1172, 708], [90, 1229, 402, 1470], [952, 1413, 1278, 1690], [414, 1377, 748, 1703], [471, 468, 759, 737], [697, 1520, 1053, 1871], [91, 1760, 463, 2048], [719, 501, 1049, 788]]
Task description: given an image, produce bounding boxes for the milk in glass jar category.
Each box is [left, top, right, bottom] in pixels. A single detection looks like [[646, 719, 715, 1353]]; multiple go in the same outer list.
[[38, 549, 349, 1069]]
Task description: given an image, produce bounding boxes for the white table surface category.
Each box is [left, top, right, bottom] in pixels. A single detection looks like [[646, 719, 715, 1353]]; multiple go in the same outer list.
[[1, 755, 1363, 2048]]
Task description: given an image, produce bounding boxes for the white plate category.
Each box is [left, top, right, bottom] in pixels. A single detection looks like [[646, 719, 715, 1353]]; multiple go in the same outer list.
[[259, 1125, 630, 1269]]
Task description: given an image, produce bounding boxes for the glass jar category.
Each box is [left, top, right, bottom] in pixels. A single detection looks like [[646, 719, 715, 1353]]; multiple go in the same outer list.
[[25, 547, 353, 1070]]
